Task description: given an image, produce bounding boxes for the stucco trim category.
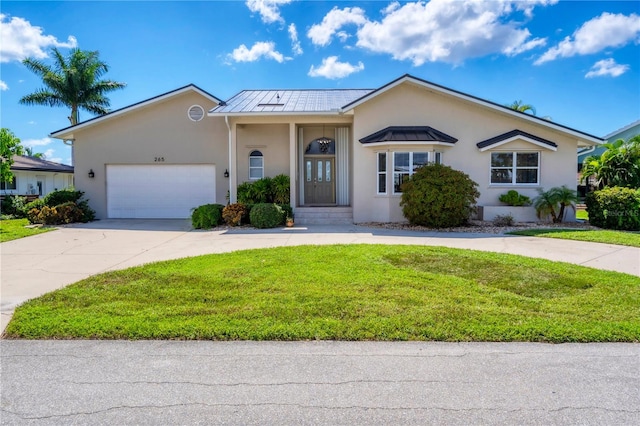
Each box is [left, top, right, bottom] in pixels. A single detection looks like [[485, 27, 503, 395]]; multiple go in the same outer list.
[[477, 130, 558, 152]]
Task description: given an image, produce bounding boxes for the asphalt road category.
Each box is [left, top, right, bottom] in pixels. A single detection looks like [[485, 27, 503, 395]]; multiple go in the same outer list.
[[1, 341, 638, 425]]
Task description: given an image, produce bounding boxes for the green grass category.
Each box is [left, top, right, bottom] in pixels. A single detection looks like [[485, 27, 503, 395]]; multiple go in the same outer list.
[[508, 228, 640, 247], [5, 245, 639, 342], [0, 218, 53, 242]]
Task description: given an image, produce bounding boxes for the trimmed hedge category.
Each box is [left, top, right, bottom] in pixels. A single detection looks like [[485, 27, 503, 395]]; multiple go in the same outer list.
[[585, 187, 640, 231], [24, 189, 95, 225], [249, 203, 285, 229], [400, 163, 479, 228], [222, 203, 248, 226], [191, 204, 225, 229]]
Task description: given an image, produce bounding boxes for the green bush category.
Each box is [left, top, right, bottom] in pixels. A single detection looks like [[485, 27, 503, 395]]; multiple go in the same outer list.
[[249, 203, 285, 229], [236, 175, 290, 205], [400, 163, 479, 228], [585, 187, 640, 231], [191, 204, 224, 229], [499, 190, 531, 206], [1, 195, 28, 218], [222, 203, 248, 226], [22, 189, 95, 225], [43, 188, 83, 206]]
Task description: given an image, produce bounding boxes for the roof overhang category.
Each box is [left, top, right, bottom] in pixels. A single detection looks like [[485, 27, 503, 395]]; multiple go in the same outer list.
[[342, 74, 603, 147], [50, 85, 222, 140], [477, 129, 558, 152]]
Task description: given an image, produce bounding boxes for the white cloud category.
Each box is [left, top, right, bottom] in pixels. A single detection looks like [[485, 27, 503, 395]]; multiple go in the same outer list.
[[228, 41, 286, 63], [288, 23, 303, 55], [245, 0, 292, 24], [308, 56, 364, 79], [354, 0, 552, 66], [536, 12, 640, 65], [21, 137, 52, 148], [0, 14, 77, 63], [307, 6, 367, 46], [585, 58, 630, 78], [0, 80, 8, 90]]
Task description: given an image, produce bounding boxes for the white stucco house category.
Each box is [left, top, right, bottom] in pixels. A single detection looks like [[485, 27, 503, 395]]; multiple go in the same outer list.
[[2, 155, 74, 199], [50, 74, 602, 224]]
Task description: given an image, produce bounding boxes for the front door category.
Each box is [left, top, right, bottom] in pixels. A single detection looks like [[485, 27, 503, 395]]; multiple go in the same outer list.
[[304, 157, 335, 205]]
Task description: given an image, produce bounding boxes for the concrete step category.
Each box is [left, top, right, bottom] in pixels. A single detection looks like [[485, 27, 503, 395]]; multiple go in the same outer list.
[[294, 207, 353, 225]]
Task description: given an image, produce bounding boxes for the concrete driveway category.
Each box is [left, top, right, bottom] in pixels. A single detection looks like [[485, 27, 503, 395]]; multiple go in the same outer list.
[[2, 219, 640, 331]]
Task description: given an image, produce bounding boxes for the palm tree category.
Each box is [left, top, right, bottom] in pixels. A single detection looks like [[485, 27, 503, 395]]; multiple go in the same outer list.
[[507, 100, 536, 115], [19, 48, 126, 125], [533, 186, 578, 223], [581, 135, 640, 189], [23, 146, 45, 159]]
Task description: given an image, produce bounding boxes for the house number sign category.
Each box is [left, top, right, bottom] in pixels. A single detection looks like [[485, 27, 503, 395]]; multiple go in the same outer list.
[[154, 157, 165, 162]]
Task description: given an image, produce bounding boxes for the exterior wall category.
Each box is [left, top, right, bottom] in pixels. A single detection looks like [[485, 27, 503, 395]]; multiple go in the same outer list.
[[236, 124, 290, 183], [73, 91, 227, 219], [351, 83, 582, 223], [2, 171, 73, 197]]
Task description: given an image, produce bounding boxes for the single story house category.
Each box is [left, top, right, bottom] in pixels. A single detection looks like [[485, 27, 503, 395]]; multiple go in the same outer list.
[[50, 74, 602, 224], [1, 155, 74, 199], [578, 119, 640, 168]]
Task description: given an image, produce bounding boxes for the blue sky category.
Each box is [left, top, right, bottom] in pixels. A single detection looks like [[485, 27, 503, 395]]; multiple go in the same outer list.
[[1, 0, 639, 165]]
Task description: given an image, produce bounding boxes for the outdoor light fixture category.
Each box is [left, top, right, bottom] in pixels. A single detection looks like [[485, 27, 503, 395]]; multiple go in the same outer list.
[[224, 169, 229, 178], [88, 169, 95, 178]]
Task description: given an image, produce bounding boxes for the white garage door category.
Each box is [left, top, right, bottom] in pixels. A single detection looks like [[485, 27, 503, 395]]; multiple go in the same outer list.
[[107, 164, 216, 218]]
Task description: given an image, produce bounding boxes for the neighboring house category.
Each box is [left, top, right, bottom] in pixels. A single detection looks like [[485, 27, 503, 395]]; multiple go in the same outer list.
[[1, 155, 74, 198], [50, 74, 601, 223], [578, 119, 640, 168]]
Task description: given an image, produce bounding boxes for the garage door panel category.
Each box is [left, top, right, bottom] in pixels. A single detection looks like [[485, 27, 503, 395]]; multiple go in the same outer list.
[[107, 165, 216, 218]]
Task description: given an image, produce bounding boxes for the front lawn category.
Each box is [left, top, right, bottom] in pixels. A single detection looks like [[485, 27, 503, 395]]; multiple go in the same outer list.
[[0, 218, 53, 242], [5, 245, 639, 342], [508, 228, 640, 247]]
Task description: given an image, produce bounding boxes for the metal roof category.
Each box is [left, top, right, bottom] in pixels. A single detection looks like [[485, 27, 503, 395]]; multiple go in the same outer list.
[[476, 129, 558, 150], [11, 155, 74, 173], [360, 126, 458, 144], [211, 89, 374, 114]]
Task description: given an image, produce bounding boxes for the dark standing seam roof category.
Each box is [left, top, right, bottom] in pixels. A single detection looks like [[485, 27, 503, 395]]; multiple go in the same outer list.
[[476, 129, 558, 149], [10, 155, 74, 173], [359, 126, 458, 144]]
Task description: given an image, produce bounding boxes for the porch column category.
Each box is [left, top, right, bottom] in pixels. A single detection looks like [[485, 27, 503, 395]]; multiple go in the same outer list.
[[289, 122, 297, 209], [226, 116, 237, 203]]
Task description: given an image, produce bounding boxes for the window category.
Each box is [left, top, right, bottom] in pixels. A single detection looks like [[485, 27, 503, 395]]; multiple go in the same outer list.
[[1, 178, 17, 190], [249, 150, 264, 180], [377, 152, 387, 194], [392, 151, 441, 193], [491, 152, 539, 185]]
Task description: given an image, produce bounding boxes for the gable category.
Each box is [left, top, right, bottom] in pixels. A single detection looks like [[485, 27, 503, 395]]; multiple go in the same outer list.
[[477, 130, 558, 152]]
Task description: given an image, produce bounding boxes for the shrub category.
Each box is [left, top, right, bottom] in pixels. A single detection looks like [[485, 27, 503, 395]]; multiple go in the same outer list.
[[493, 214, 515, 227], [222, 203, 248, 226], [249, 203, 284, 229], [43, 188, 83, 206], [53, 202, 84, 224], [22, 189, 95, 225], [499, 190, 531, 206], [271, 174, 291, 204], [191, 204, 224, 229], [1, 195, 28, 218], [236, 175, 290, 205], [585, 187, 640, 231], [400, 164, 479, 228]]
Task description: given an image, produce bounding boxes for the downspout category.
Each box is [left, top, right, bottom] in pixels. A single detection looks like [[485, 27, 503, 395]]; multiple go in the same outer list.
[[62, 138, 75, 166], [224, 115, 235, 203]]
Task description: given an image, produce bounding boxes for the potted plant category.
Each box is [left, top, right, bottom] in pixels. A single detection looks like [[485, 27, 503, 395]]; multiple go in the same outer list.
[[285, 216, 294, 227]]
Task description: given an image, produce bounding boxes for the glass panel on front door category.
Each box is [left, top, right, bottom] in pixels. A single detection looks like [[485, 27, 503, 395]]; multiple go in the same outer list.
[[304, 157, 335, 205]]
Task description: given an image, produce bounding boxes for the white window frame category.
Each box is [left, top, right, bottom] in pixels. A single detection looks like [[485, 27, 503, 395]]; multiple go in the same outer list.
[[1, 178, 17, 191], [392, 151, 442, 194], [490, 151, 540, 186], [377, 152, 387, 194], [249, 150, 264, 180]]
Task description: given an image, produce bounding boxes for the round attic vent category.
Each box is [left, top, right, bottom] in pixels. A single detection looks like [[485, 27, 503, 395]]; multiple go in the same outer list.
[[188, 105, 205, 122]]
